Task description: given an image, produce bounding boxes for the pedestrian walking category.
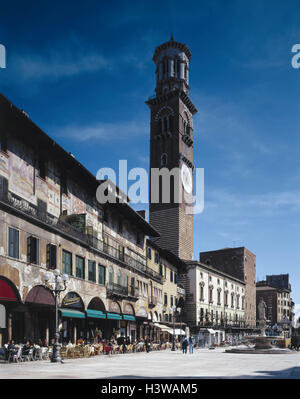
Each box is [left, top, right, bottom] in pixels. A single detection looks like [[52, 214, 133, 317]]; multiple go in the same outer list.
[[145, 336, 151, 353], [189, 336, 194, 354], [182, 337, 188, 354]]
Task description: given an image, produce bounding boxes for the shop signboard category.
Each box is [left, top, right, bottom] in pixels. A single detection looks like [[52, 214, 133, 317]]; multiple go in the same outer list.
[[62, 292, 83, 309]]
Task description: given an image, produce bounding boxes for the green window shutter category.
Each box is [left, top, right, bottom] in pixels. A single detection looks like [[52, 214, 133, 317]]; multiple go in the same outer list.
[[63, 250, 72, 275], [88, 260, 96, 282], [98, 265, 106, 285], [8, 227, 19, 259], [76, 256, 85, 279]]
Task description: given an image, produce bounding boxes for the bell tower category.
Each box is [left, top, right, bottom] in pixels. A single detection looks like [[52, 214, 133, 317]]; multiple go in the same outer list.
[[146, 36, 198, 260]]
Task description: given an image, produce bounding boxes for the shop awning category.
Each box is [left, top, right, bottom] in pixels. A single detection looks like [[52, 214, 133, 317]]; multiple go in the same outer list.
[[59, 308, 86, 319], [107, 312, 122, 320], [0, 279, 18, 302], [170, 329, 186, 335], [207, 329, 216, 334], [86, 309, 106, 319], [154, 323, 173, 333], [123, 315, 136, 321]]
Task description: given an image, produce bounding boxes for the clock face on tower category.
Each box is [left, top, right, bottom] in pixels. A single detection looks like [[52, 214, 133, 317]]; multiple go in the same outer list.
[[181, 163, 192, 194]]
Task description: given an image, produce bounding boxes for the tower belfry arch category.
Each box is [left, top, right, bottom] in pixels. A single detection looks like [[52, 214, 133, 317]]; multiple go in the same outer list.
[[146, 37, 198, 260]]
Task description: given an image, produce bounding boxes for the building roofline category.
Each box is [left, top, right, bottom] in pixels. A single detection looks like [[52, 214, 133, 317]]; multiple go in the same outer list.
[[153, 38, 192, 63], [0, 93, 158, 236], [147, 238, 187, 271], [200, 246, 256, 257], [184, 260, 246, 285], [256, 281, 291, 293]]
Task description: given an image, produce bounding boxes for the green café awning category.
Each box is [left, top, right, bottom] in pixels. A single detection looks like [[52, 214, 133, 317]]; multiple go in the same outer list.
[[59, 308, 86, 319], [86, 309, 106, 319], [123, 315, 135, 321], [107, 312, 122, 320]]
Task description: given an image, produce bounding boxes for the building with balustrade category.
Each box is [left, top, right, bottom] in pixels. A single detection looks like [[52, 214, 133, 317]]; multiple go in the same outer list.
[[183, 261, 247, 345], [0, 93, 166, 346]]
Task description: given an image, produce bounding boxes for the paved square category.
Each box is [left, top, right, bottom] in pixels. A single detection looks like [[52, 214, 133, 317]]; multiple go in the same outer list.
[[1, 347, 300, 379]]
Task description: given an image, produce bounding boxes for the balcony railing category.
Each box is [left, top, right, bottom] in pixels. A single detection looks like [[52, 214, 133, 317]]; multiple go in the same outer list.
[[106, 282, 128, 297], [0, 190, 163, 283], [148, 296, 158, 307], [88, 235, 163, 282]]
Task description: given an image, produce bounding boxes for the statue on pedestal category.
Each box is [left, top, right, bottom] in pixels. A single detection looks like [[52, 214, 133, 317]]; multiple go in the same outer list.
[[258, 297, 267, 336]]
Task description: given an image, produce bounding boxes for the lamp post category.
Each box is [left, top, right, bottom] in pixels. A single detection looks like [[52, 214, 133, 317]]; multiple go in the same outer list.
[[169, 305, 176, 351], [44, 269, 68, 363], [177, 307, 182, 342]]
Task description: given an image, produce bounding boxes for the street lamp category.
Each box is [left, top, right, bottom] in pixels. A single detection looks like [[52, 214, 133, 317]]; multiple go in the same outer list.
[[44, 269, 68, 363], [169, 305, 177, 351], [177, 307, 182, 342]]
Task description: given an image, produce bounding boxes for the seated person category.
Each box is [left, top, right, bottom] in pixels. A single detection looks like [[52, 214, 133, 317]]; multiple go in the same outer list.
[[22, 341, 31, 356], [66, 341, 74, 349]]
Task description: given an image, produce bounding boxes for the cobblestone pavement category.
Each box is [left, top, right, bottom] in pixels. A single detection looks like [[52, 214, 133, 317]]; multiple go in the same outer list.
[[0, 347, 300, 379]]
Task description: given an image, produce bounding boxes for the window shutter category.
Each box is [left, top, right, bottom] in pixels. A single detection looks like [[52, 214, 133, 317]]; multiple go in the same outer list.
[[27, 236, 32, 263], [0, 176, 8, 201], [46, 243, 50, 267], [47, 244, 57, 269]]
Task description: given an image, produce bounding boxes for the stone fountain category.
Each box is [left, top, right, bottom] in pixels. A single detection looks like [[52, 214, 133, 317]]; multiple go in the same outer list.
[[225, 298, 292, 354]]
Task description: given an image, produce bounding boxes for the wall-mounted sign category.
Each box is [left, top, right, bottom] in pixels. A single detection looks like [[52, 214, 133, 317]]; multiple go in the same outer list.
[[62, 292, 83, 309]]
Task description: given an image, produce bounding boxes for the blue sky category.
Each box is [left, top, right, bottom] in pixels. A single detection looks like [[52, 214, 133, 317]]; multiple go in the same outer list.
[[0, 0, 300, 310]]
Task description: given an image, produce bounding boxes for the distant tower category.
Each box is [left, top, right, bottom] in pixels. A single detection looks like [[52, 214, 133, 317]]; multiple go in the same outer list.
[[146, 36, 197, 260]]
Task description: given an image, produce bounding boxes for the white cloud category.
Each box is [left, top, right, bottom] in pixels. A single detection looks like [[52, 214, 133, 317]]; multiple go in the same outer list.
[[8, 32, 158, 83], [12, 51, 110, 80], [200, 187, 300, 228], [52, 120, 148, 142]]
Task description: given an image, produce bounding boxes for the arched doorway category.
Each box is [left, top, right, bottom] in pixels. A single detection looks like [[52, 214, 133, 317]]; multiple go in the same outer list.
[[122, 303, 136, 341], [107, 300, 122, 339], [86, 297, 106, 343], [25, 285, 55, 344], [60, 292, 85, 344], [153, 312, 159, 342], [0, 277, 23, 345], [147, 311, 154, 340], [136, 306, 148, 339]]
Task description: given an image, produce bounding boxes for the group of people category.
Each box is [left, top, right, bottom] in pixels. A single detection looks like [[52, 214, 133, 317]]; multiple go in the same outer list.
[[181, 336, 195, 354], [98, 335, 152, 354], [0, 334, 195, 361], [0, 339, 48, 362]]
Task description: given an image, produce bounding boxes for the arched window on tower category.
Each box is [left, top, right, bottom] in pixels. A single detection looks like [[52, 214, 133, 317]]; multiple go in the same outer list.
[[168, 115, 173, 131], [161, 153, 168, 167], [182, 112, 190, 136], [164, 116, 168, 132], [162, 60, 166, 77], [162, 59, 168, 79], [175, 59, 181, 78], [160, 116, 169, 134], [183, 119, 187, 135]]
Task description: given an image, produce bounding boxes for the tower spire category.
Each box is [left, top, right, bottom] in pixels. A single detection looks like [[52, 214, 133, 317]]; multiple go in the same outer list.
[[170, 33, 174, 41]]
